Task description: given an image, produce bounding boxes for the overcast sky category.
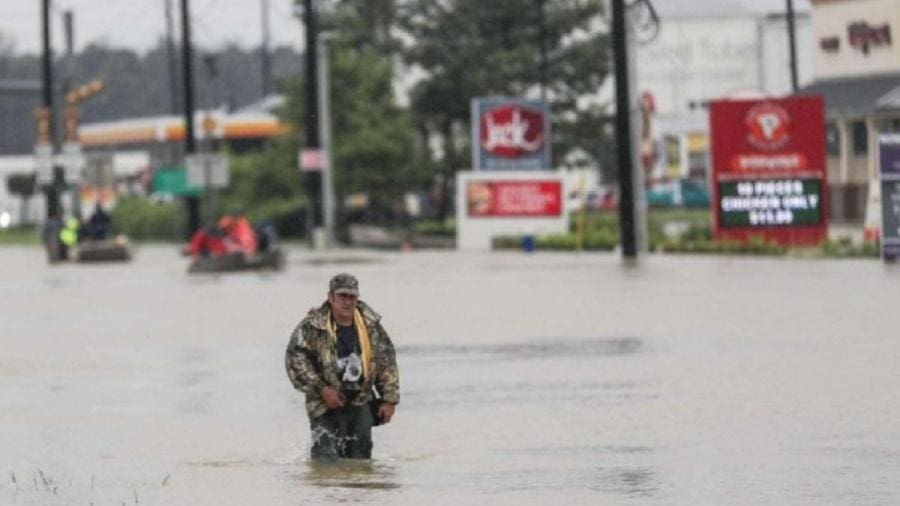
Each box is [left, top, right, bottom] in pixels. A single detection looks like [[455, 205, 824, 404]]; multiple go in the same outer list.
[[0, 0, 305, 56], [1, 0, 813, 56]]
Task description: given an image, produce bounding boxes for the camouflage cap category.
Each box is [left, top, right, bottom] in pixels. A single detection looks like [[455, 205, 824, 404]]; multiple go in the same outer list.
[[329, 273, 359, 295]]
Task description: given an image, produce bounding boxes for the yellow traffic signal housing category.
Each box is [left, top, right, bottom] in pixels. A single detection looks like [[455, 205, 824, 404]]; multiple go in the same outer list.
[[63, 104, 79, 142], [67, 78, 105, 104], [34, 107, 52, 144]]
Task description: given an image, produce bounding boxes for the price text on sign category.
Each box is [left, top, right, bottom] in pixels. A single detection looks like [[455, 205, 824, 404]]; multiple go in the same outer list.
[[718, 178, 822, 228]]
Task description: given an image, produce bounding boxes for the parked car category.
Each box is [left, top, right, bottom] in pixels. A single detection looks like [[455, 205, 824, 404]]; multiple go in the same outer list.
[[646, 179, 710, 208], [567, 186, 619, 212]]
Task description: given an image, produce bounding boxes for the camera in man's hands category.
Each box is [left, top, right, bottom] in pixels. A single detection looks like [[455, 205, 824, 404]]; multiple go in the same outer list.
[[337, 353, 363, 399]]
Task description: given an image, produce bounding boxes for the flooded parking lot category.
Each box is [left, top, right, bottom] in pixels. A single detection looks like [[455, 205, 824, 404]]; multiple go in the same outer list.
[[1, 245, 899, 504]]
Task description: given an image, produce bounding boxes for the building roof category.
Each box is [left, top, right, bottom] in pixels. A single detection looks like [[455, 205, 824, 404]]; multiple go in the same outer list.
[[876, 85, 900, 110], [797, 73, 900, 117], [78, 109, 292, 148], [235, 94, 286, 115]]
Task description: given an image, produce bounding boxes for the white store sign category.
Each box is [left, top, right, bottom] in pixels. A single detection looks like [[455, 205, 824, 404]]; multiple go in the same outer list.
[[456, 171, 568, 251]]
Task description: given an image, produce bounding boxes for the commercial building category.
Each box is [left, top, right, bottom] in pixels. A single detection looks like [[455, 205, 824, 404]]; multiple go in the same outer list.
[[800, 0, 900, 223], [636, 0, 814, 201], [0, 96, 289, 226]]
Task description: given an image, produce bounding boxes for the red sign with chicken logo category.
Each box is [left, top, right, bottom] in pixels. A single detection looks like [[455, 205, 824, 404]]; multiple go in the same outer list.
[[472, 98, 551, 170], [744, 102, 791, 150], [710, 96, 827, 246]]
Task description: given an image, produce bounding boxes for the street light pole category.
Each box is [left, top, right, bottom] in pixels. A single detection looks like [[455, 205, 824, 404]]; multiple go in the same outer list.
[[260, 0, 273, 97], [537, 0, 548, 103], [61, 10, 82, 220], [786, 0, 800, 93], [165, 0, 180, 114], [41, 0, 53, 128], [317, 33, 335, 248]]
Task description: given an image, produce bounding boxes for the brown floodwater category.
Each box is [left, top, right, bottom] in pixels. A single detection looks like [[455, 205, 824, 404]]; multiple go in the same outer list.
[[1, 245, 898, 504]]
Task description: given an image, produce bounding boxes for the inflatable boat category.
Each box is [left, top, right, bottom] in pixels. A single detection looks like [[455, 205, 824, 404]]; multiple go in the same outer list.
[[187, 248, 285, 274]]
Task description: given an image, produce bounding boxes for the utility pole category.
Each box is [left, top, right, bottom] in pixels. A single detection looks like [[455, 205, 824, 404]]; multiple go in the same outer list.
[[302, 0, 323, 244], [260, 0, 273, 97], [61, 9, 82, 219], [165, 0, 180, 114], [41, 1, 53, 129], [612, 0, 639, 260], [786, 0, 799, 93], [317, 33, 335, 247], [40, 0, 59, 220], [181, 0, 200, 237]]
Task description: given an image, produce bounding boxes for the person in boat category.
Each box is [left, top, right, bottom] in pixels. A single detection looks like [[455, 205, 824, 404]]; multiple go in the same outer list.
[[43, 210, 64, 262], [285, 273, 400, 460], [256, 221, 278, 253], [219, 214, 258, 255], [185, 221, 229, 258], [184, 213, 261, 259], [58, 215, 82, 260], [85, 202, 112, 241]]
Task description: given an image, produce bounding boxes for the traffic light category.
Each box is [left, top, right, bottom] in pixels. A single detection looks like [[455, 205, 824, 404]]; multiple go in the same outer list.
[[66, 78, 104, 104], [63, 104, 79, 142], [34, 106, 52, 144]]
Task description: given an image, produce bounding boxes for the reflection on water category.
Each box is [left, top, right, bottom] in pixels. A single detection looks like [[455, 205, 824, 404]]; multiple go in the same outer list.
[[301, 255, 384, 266], [301, 459, 401, 491], [592, 467, 657, 497], [186, 459, 251, 468], [399, 336, 642, 359]]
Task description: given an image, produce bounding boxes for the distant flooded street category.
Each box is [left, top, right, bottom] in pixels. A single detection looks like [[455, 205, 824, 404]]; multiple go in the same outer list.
[[1, 245, 899, 504]]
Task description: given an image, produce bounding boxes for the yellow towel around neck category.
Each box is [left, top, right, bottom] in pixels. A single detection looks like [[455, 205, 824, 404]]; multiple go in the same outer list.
[[327, 308, 373, 379]]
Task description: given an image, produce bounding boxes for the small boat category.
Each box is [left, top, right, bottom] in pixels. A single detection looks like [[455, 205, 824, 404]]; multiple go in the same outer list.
[[187, 248, 285, 274], [73, 236, 133, 262]]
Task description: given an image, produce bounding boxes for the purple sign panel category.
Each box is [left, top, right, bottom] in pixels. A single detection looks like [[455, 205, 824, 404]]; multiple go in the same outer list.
[[879, 135, 900, 262], [880, 134, 900, 176], [471, 97, 551, 171]]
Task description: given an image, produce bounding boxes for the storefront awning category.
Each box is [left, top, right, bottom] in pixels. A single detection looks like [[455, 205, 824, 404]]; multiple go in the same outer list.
[[797, 72, 900, 117]]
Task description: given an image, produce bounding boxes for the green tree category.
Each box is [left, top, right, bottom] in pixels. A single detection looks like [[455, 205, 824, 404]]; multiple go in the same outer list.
[[288, 0, 423, 225], [320, 0, 401, 54], [220, 133, 308, 237], [328, 40, 422, 219], [398, 0, 614, 217]]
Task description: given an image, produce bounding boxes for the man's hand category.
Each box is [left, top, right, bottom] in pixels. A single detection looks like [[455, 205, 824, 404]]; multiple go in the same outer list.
[[320, 386, 344, 410], [377, 402, 396, 424]]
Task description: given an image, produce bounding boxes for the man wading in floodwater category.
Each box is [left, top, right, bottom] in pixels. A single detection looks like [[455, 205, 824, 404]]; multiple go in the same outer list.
[[285, 273, 400, 460]]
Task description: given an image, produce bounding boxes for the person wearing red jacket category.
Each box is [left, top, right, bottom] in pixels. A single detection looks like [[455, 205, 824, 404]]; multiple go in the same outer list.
[[185, 223, 229, 258], [222, 215, 258, 255]]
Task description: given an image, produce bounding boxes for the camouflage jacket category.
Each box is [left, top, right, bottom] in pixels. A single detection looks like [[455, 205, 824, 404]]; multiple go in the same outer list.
[[285, 300, 400, 419]]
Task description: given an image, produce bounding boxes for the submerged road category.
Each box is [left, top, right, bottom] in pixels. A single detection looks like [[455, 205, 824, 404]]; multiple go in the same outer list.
[[1, 245, 899, 504]]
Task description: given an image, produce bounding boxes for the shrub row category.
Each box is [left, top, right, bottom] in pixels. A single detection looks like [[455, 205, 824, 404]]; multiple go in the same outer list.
[[111, 197, 185, 241]]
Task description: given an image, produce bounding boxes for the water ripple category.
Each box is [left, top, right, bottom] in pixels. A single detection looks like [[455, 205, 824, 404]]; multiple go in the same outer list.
[[398, 337, 642, 359]]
